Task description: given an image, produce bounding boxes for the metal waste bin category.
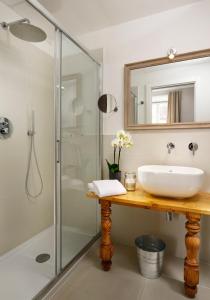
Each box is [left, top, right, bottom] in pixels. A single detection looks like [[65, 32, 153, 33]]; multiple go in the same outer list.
[[135, 235, 166, 279]]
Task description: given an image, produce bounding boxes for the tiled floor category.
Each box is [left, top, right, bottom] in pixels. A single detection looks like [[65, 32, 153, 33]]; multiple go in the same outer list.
[[48, 242, 210, 300]]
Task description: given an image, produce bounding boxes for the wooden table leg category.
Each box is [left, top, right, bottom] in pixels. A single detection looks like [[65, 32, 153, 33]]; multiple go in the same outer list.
[[100, 200, 114, 271], [184, 213, 201, 298]]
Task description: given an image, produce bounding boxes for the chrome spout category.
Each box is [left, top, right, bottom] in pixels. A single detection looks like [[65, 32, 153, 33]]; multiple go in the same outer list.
[[167, 142, 175, 154]]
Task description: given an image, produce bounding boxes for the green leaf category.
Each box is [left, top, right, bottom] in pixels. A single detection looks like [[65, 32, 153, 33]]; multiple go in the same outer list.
[[106, 159, 112, 168], [106, 160, 120, 173], [110, 163, 119, 174]]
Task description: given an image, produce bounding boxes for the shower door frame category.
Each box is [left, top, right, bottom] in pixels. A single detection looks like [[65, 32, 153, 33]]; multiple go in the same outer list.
[[54, 27, 62, 275], [25, 0, 102, 297]]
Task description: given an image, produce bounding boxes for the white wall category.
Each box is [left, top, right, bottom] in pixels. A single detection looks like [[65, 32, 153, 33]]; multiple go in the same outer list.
[[0, 2, 54, 255], [80, 0, 210, 262]]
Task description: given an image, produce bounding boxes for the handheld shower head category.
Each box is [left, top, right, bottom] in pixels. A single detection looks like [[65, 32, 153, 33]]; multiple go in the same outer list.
[[1, 18, 47, 42]]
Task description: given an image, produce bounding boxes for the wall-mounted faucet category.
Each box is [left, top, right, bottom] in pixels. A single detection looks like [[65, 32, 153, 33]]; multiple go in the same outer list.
[[167, 142, 175, 154], [188, 142, 198, 156]]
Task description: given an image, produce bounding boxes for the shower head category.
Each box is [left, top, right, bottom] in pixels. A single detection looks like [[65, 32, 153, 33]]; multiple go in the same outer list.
[[0, 18, 47, 42]]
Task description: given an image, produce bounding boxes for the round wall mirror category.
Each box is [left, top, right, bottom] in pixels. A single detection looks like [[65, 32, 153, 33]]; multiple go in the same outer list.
[[98, 94, 118, 113]]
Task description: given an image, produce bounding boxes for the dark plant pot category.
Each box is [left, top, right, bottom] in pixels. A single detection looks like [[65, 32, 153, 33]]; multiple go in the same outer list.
[[109, 170, 121, 182]]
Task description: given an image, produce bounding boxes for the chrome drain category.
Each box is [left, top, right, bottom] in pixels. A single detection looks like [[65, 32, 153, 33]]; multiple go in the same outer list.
[[36, 253, 50, 263]]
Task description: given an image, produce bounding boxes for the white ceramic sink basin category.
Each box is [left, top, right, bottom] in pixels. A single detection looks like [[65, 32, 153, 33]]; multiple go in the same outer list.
[[138, 165, 204, 198]]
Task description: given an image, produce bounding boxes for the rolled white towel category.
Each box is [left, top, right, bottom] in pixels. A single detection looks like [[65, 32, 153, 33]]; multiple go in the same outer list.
[[88, 180, 126, 197]]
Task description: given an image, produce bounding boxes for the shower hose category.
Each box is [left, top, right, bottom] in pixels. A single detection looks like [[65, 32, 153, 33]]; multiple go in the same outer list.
[[25, 130, 43, 198]]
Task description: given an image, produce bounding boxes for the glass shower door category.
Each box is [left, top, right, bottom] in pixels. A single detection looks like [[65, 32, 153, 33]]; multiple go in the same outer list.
[[59, 33, 100, 269]]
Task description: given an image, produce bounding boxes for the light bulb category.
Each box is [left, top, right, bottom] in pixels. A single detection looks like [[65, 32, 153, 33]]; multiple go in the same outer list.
[[168, 48, 177, 60], [169, 53, 175, 60]]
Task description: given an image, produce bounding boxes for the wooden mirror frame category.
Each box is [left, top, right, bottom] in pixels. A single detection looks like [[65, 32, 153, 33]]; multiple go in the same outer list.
[[124, 49, 210, 130]]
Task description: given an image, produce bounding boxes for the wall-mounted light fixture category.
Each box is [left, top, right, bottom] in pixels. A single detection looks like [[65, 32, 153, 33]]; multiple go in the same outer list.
[[168, 48, 177, 60]]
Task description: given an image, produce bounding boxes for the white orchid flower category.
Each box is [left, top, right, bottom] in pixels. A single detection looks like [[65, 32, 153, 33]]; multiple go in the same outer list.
[[108, 130, 134, 170], [125, 140, 134, 148], [116, 130, 126, 139], [114, 130, 133, 148]]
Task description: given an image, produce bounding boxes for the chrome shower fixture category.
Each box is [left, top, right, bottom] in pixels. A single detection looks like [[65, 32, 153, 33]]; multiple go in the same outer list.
[[167, 142, 175, 154], [0, 18, 47, 42], [188, 142, 198, 156], [0, 117, 10, 138], [25, 110, 43, 199]]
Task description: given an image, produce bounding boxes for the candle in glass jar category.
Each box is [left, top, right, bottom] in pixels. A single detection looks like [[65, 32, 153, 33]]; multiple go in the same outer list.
[[124, 172, 136, 191]]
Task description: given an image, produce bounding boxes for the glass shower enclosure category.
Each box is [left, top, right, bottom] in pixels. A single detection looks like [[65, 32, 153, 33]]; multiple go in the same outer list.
[[55, 30, 101, 272], [0, 0, 101, 299]]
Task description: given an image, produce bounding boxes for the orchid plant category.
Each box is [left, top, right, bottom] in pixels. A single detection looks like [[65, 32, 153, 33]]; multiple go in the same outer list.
[[106, 130, 133, 176]]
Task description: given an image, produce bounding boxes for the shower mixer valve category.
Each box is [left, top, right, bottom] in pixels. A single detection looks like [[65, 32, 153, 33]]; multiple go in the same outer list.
[[0, 117, 10, 138], [27, 129, 35, 136]]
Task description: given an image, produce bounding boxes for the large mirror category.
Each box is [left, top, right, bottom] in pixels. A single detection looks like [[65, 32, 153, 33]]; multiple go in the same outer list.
[[124, 49, 210, 129]]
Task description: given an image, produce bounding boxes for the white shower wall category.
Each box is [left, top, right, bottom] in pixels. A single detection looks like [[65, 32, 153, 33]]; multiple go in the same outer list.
[[0, 2, 54, 255]]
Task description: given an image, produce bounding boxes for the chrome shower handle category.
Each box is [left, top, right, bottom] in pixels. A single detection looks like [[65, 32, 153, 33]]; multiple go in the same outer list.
[[56, 140, 61, 163]]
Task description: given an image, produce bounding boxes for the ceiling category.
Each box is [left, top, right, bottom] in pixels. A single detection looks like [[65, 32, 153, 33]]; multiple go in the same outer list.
[[38, 0, 202, 36]]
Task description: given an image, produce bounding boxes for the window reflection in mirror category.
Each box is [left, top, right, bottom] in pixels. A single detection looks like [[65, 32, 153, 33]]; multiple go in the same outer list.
[[128, 55, 210, 127], [151, 91, 168, 124], [150, 83, 195, 124]]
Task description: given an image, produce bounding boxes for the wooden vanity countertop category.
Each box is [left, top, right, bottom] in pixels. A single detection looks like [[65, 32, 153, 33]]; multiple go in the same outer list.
[[87, 187, 210, 216]]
